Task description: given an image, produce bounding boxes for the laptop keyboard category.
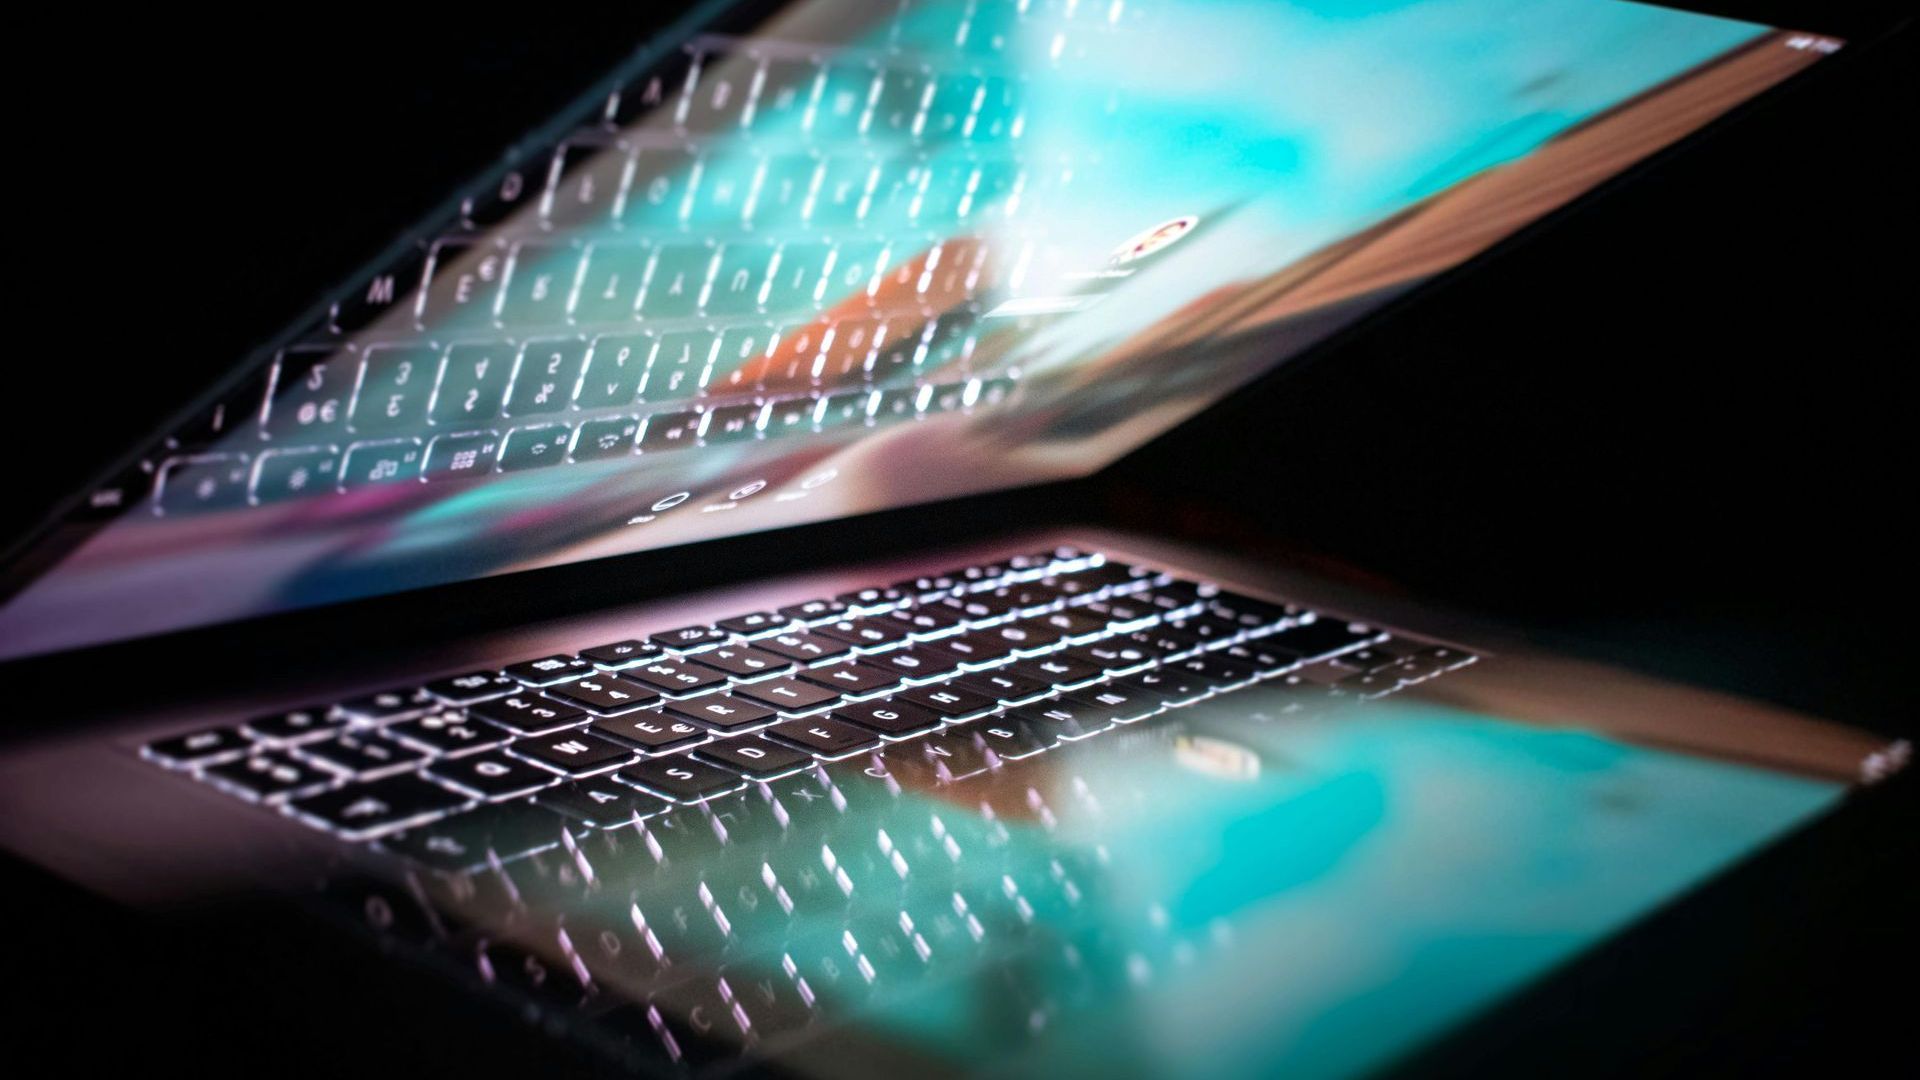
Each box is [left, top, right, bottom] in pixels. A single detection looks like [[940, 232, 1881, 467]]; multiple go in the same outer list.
[[141, 544, 1480, 1071], [145, 546, 1476, 846], [83, 4, 1108, 522]]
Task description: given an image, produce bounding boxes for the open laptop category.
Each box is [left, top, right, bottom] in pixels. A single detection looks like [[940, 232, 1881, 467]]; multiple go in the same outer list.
[[0, 1, 1905, 1076]]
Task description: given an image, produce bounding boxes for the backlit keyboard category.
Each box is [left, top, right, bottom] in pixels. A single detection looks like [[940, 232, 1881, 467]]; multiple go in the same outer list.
[[144, 546, 1476, 850], [140, 544, 1481, 1073]]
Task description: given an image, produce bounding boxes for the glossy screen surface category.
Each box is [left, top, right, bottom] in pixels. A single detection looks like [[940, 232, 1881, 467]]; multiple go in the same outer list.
[[406, 691, 1845, 1079], [0, 1, 1835, 658]]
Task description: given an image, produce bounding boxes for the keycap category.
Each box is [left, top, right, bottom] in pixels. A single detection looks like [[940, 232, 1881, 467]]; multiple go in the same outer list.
[[927, 631, 1015, 666], [834, 586, 906, 612], [1063, 684, 1158, 724], [625, 660, 730, 697], [638, 409, 703, 451], [639, 244, 717, 320], [386, 711, 510, 756], [827, 699, 941, 737], [1205, 590, 1293, 629], [468, 694, 587, 735], [756, 631, 853, 663], [331, 247, 426, 332], [645, 329, 717, 400], [580, 639, 664, 667], [1413, 645, 1476, 669], [869, 647, 963, 682], [1216, 640, 1302, 673], [428, 751, 559, 800], [498, 242, 578, 327], [882, 604, 966, 637], [1113, 668, 1209, 706], [250, 447, 342, 504], [1131, 588, 1205, 616], [641, 982, 745, 1067], [923, 594, 998, 623], [914, 733, 992, 781], [288, 773, 467, 840], [1062, 641, 1161, 675], [1005, 655, 1104, 689], [1161, 612, 1245, 648], [776, 598, 848, 624], [765, 717, 880, 758], [893, 571, 956, 599], [618, 757, 747, 803], [572, 415, 642, 461], [1031, 608, 1109, 641], [715, 611, 786, 636], [662, 696, 778, 733], [693, 738, 811, 780], [733, 678, 840, 714], [1260, 619, 1374, 658], [337, 687, 439, 722], [201, 752, 333, 801], [262, 347, 352, 440], [794, 662, 899, 696], [1334, 646, 1402, 672], [143, 726, 252, 767], [348, 345, 436, 436], [421, 431, 501, 480], [538, 778, 671, 827], [973, 719, 1049, 761], [548, 674, 663, 714], [1070, 561, 1160, 591], [503, 655, 593, 685], [895, 684, 997, 721], [689, 644, 792, 679], [812, 617, 913, 649], [988, 580, 1064, 607], [498, 423, 572, 470], [1005, 701, 1106, 742], [590, 711, 708, 754], [1078, 596, 1157, 626], [953, 669, 1052, 705], [509, 731, 637, 776], [417, 240, 507, 328], [382, 801, 571, 869], [298, 734, 428, 778], [1120, 625, 1202, 659], [432, 342, 515, 425], [1336, 671, 1399, 698], [650, 625, 730, 652], [507, 339, 591, 416], [1165, 655, 1260, 690], [339, 437, 424, 489], [425, 671, 519, 703]]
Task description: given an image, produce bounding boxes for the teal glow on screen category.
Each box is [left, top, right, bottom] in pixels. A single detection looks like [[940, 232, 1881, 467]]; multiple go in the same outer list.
[[828, 701, 1840, 1077], [0, 0, 1828, 660]]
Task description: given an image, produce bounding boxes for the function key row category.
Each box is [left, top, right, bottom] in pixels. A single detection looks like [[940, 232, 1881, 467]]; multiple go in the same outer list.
[[151, 373, 1015, 515]]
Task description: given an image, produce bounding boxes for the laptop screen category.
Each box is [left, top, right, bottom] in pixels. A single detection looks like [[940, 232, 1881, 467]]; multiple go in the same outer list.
[[0, 1, 1836, 659]]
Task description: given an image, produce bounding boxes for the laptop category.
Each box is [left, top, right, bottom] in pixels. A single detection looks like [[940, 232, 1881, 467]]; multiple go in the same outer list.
[[0, 1, 1904, 1076]]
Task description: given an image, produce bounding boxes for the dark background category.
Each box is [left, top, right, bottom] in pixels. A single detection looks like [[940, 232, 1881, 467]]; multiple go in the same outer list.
[[8, 2, 1915, 1076]]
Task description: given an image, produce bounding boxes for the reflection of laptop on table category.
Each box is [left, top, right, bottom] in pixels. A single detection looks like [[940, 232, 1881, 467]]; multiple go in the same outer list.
[[0, 2, 1901, 1076]]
